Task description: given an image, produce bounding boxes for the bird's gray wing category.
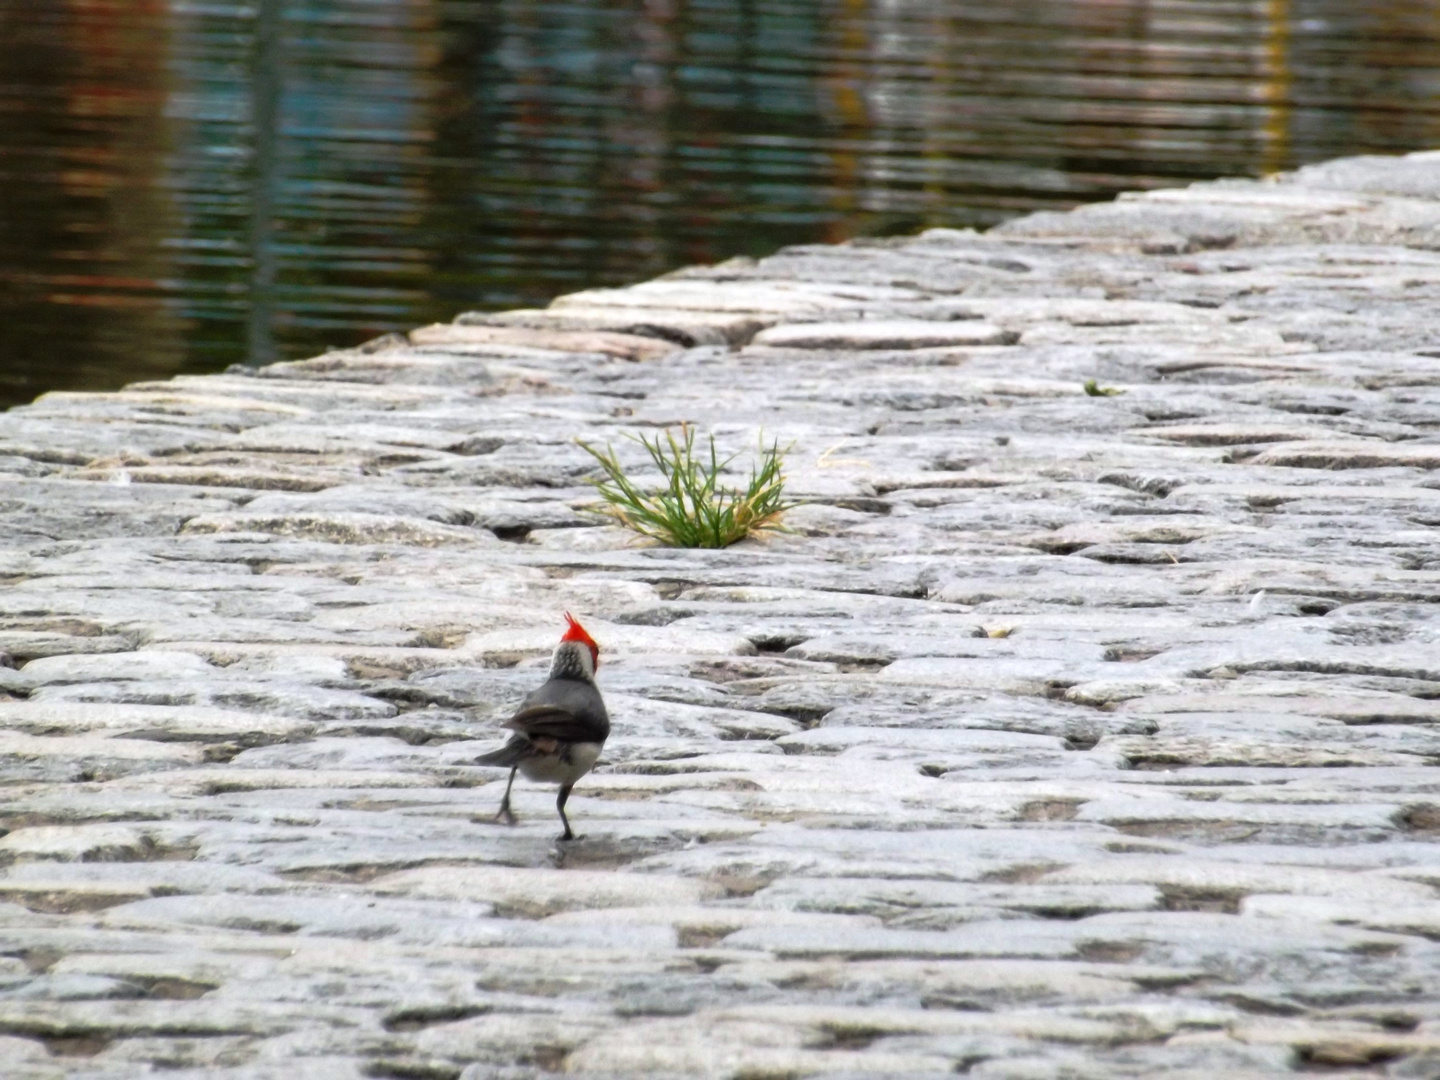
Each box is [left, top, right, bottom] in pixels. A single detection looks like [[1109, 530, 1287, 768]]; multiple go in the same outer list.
[[502, 705, 595, 742], [503, 679, 609, 743]]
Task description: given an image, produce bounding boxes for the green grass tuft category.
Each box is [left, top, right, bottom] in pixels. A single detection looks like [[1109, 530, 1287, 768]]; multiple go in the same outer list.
[[577, 425, 793, 548], [1083, 379, 1126, 397]]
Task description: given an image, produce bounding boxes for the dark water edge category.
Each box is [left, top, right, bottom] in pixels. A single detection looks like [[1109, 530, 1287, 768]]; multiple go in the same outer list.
[[2, 0, 1439, 409]]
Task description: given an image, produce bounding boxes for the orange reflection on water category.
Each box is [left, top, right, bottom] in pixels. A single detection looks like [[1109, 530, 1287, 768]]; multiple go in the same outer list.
[[3, 0, 1440, 407]]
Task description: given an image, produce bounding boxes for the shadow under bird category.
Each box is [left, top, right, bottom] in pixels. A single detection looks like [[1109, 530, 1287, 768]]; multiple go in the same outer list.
[[475, 614, 609, 840]]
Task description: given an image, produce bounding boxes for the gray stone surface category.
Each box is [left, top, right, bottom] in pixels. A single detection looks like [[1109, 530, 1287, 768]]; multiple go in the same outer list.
[[2, 151, 1440, 1076]]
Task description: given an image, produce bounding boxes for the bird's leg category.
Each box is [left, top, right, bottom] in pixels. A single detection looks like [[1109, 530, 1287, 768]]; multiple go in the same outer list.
[[556, 783, 575, 842], [495, 767, 518, 826]]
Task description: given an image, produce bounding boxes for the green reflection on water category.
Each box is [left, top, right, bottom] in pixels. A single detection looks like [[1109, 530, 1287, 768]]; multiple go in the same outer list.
[[1, 0, 1439, 408]]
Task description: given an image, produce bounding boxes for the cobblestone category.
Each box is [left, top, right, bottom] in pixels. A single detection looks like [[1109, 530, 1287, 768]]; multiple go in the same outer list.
[[1, 152, 1439, 1076]]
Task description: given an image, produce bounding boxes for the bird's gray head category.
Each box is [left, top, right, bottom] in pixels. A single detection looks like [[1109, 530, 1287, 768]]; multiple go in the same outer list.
[[550, 639, 596, 682], [551, 613, 599, 682]]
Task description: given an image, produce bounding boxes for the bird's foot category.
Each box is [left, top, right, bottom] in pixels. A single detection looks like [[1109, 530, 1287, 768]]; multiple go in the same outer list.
[[556, 830, 578, 843], [494, 807, 517, 827]]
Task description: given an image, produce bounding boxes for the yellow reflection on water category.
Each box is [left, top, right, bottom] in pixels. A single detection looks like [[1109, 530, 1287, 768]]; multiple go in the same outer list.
[[2, 0, 1439, 407]]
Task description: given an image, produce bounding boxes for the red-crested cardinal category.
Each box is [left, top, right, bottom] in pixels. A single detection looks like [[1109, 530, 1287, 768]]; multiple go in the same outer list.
[[474, 613, 609, 841]]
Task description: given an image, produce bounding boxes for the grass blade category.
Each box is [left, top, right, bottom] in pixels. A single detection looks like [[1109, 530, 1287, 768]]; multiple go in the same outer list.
[[577, 425, 794, 549]]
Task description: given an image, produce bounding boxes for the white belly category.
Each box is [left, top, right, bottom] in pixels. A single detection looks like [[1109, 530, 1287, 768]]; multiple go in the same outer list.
[[518, 741, 602, 786]]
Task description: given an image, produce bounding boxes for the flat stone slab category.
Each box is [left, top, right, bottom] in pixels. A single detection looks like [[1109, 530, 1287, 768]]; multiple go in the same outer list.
[[3, 151, 1440, 1077], [752, 319, 1017, 349]]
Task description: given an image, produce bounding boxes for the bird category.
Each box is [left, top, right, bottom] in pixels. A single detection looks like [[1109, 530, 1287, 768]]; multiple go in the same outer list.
[[474, 613, 609, 841]]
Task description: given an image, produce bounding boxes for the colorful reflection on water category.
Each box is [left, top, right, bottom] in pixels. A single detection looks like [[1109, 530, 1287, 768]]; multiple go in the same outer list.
[[2, 0, 1439, 406]]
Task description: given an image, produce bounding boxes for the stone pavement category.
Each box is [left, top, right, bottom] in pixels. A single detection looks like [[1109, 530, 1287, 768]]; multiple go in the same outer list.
[[2, 151, 1440, 1079]]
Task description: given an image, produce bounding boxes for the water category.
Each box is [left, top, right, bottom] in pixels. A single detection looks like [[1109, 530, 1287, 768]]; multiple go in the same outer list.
[[2, 0, 1439, 408]]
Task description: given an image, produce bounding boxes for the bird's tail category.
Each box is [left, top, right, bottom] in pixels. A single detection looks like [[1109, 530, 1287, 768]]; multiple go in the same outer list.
[[474, 735, 530, 768]]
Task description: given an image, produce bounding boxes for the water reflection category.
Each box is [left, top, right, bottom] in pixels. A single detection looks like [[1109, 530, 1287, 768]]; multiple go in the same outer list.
[[2, 0, 1439, 407]]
